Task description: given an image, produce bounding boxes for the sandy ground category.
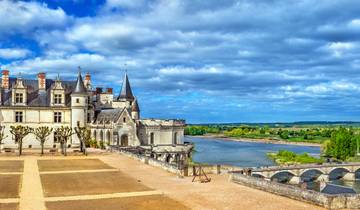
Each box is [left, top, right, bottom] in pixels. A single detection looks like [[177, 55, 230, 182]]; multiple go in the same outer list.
[[46, 195, 188, 210], [0, 175, 21, 199], [38, 158, 114, 171], [0, 203, 18, 210], [41, 171, 151, 197], [0, 160, 24, 172], [99, 153, 325, 210], [190, 135, 321, 147], [0, 153, 326, 210]]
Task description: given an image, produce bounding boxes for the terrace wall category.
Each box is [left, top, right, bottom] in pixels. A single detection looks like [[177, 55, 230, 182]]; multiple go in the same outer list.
[[231, 173, 360, 209]]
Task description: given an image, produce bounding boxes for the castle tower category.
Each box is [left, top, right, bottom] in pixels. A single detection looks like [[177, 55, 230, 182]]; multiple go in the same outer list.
[[71, 71, 88, 144], [131, 98, 140, 120]]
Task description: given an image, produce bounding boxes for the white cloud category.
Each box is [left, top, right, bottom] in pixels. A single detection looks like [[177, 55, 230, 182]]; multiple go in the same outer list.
[[0, 48, 31, 59], [0, 0, 68, 35]]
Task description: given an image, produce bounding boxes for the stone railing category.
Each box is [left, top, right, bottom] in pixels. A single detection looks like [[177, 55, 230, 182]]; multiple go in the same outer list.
[[231, 172, 360, 209], [113, 148, 183, 175]]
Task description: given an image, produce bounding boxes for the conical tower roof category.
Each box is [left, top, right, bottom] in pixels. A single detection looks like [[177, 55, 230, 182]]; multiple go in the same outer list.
[[131, 98, 140, 112], [118, 72, 134, 100], [73, 71, 87, 94]]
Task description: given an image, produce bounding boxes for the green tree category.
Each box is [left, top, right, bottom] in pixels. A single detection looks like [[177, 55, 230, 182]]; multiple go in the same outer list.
[[328, 127, 357, 160], [74, 126, 92, 155], [55, 126, 73, 156], [0, 125, 7, 153], [33, 126, 53, 155], [10, 125, 33, 156]]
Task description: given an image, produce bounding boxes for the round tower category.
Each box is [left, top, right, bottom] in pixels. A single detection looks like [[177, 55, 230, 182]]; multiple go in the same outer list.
[[71, 71, 88, 145]]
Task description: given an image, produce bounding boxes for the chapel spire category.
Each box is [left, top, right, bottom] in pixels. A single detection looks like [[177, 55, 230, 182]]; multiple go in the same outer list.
[[117, 71, 134, 100]]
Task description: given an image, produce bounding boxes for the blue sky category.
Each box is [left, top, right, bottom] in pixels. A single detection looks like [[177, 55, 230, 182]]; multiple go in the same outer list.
[[1, 0, 360, 123]]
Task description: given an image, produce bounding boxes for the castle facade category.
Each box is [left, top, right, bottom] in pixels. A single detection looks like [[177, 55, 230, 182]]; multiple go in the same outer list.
[[0, 70, 185, 149]]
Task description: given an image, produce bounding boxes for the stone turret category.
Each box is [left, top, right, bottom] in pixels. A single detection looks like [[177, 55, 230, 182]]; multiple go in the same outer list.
[[71, 71, 88, 145]]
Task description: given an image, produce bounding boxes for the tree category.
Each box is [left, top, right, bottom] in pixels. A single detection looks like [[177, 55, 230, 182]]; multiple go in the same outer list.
[[0, 125, 7, 153], [55, 126, 73, 156], [327, 127, 357, 160], [74, 126, 91, 155], [10, 125, 33, 156], [33, 126, 53, 155]]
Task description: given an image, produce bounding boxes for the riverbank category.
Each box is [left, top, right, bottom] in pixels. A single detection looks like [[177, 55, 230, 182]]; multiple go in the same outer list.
[[188, 134, 321, 147]]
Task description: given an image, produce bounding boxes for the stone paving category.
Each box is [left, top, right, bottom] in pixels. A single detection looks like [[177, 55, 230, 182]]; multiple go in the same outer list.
[[0, 156, 188, 210]]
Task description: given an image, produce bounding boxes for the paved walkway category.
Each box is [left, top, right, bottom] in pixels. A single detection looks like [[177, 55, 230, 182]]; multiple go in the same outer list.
[[19, 157, 46, 210], [100, 153, 326, 210]]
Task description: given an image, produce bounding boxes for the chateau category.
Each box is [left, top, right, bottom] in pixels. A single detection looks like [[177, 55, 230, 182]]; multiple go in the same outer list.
[[0, 69, 186, 152]]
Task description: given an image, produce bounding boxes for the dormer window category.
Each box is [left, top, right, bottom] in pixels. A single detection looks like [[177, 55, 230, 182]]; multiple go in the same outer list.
[[15, 93, 23, 103], [54, 94, 62, 104]]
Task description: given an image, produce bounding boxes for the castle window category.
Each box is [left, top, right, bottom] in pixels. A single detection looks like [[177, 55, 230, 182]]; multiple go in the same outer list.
[[15, 93, 23, 103], [54, 131, 61, 143], [150, 132, 154, 145], [77, 121, 80, 127], [54, 94, 62, 104], [76, 98, 80, 103], [54, 112, 62, 123], [15, 111, 23, 123], [87, 113, 91, 123], [123, 117, 126, 123]]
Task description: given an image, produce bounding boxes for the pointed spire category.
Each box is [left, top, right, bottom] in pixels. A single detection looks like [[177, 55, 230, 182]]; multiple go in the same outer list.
[[132, 98, 140, 112], [73, 69, 87, 94], [118, 71, 134, 100]]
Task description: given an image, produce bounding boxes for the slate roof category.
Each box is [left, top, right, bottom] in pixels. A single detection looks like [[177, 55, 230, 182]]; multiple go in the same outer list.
[[73, 72, 87, 94], [117, 73, 134, 100], [94, 108, 124, 124], [0, 77, 76, 107]]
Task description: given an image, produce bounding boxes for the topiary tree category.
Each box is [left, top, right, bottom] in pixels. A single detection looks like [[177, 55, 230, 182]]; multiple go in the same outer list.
[[10, 125, 33, 156], [74, 126, 91, 155], [0, 125, 7, 153], [54, 126, 73, 156], [33, 126, 53, 155]]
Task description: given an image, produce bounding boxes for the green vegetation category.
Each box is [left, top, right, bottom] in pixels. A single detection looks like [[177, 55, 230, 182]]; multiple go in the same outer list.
[[322, 127, 359, 161], [185, 124, 334, 143], [268, 127, 360, 165], [267, 150, 323, 165]]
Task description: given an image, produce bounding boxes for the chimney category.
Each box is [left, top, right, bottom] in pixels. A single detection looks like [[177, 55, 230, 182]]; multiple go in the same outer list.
[[106, 88, 113, 94], [2, 70, 9, 90], [37, 72, 46, 90], [96, 87, 103, 94], [84, 72, 91, 89]]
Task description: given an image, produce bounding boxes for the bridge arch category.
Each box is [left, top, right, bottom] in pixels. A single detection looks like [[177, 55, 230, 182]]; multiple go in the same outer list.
[[270, 171, 296, 183], [355, 168, 360, 179], [328, 167, 351, 180], [299, 169, 324, 182], [251, 173, 265, 179]]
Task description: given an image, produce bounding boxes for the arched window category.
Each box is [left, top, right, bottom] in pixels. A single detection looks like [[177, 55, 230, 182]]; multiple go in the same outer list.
[[173, 132, 178, 144], [150, 132, 154, 145]]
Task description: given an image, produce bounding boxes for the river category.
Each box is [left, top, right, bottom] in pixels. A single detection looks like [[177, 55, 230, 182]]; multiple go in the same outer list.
[[186, 136, 360, 193]]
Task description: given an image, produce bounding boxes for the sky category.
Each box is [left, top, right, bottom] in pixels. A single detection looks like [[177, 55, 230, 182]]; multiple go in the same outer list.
[[1, 0, 360, 123]]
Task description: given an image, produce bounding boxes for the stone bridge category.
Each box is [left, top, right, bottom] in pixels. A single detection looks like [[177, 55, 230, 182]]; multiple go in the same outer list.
[[250, 163, 360, 184]]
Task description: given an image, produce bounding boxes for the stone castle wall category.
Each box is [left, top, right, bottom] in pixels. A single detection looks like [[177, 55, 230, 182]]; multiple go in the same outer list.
[[231, 172, 360, 209]]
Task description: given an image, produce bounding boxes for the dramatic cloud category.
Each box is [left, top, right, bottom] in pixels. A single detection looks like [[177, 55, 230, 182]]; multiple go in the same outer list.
[[2, 0, 360, 122], [0, 48, 31, 59]]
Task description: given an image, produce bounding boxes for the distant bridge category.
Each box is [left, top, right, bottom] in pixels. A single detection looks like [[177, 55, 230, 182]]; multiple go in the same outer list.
[[250, 163, 360, 184]]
